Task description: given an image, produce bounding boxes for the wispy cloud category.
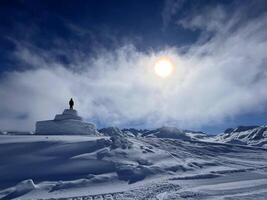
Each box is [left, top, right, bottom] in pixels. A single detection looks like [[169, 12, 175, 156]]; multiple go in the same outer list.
[[161, 0, 185, 30], [1, 2, 267, 131]]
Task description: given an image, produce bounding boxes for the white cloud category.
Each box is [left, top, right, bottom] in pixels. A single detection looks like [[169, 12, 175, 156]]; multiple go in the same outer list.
[[1, 4, 267, 131]]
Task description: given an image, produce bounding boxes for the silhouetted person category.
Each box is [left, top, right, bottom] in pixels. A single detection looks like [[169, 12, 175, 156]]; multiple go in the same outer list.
[[69, 98, 74, 110]]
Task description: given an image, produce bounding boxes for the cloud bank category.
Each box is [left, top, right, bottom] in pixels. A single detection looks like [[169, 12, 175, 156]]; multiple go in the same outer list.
[[1, 2, 267, 131]]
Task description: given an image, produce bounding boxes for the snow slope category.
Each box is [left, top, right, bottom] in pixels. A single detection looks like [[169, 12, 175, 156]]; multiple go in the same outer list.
[[0, 133, 267, 199], [142, 126, 208, 141], [213, 125, 267, 148]]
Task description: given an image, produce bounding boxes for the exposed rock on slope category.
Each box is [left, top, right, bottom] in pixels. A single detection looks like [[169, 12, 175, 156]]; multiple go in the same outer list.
[[98, 127, 124, 137], [122, 128, 149, 137], [214, 125, 267, 148]]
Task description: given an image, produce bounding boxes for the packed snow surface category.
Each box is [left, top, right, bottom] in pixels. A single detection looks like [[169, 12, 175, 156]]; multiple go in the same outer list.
[[1, 132, 267, 200]]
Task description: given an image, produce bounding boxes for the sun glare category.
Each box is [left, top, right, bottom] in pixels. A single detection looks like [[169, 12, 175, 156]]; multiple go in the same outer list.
[[154, 57, 174, 78]]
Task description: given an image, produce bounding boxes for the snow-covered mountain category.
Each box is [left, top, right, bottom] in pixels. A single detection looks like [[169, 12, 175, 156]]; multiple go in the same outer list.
[[99, 125, 267, 149], [141, 126, 209, 141], [1, 125, 267, 199], [122, 128, 149, 137], [99, 127, 138, 137], [99, 126, 208, 141], [213, 125, 267, 148], [99, 127, 124, 137], [1, 130, 267, 199]]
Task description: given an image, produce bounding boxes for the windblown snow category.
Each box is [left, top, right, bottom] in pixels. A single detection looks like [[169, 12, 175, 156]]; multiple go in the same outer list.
[[0, 125, 267, 199]]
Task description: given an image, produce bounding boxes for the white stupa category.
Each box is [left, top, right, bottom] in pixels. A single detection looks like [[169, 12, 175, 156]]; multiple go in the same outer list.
[[35, 99, 99, 135]]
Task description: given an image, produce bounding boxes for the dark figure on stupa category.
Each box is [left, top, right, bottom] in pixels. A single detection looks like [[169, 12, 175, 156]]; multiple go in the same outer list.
[[69, 98, 74, 110]]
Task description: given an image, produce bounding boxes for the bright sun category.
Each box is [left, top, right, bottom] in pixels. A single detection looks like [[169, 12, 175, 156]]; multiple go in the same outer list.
[[154, 57, 174, 78]]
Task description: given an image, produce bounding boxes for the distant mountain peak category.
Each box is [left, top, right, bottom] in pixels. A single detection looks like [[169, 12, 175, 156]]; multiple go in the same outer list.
[[216, 125, 267, 148]]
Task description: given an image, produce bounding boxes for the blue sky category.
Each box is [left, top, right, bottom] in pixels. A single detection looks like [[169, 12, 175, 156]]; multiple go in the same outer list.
[[1, 0, 267, 134]]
